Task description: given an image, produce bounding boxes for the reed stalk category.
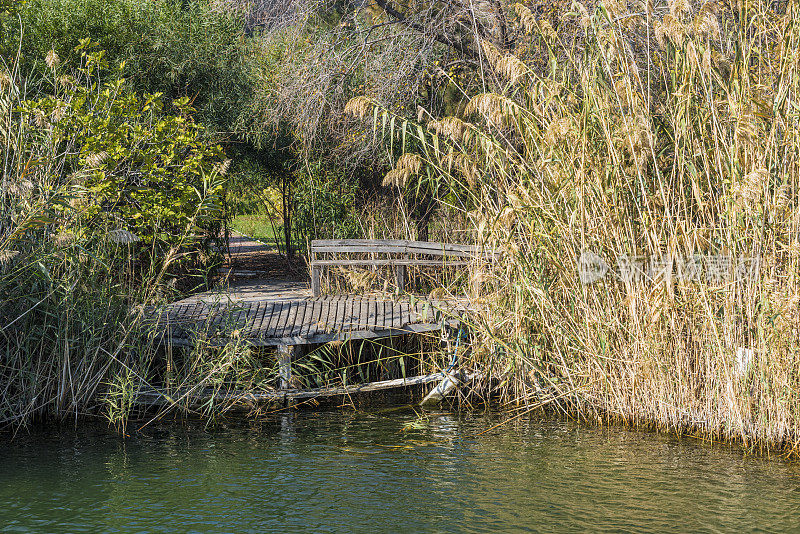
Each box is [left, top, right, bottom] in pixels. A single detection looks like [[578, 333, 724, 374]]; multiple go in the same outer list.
[[349, 0, 800, 452], [0, 40, 245, 429]]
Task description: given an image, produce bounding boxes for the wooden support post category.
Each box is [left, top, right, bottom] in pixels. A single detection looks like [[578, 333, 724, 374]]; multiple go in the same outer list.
[[311, 265, 321, 297], [393, 264, 406, 294], [277, 344, 295, 390]]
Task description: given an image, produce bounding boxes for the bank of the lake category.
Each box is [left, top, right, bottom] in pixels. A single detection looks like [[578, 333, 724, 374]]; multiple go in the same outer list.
[[3, 411, 800, 533]]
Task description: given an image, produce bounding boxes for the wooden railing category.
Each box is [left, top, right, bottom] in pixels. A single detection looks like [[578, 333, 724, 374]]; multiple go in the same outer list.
[[309, 239, 488, 297]]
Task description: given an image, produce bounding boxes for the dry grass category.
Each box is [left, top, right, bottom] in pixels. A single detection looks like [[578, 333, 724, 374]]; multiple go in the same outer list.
[[349, 0, 800, 453]]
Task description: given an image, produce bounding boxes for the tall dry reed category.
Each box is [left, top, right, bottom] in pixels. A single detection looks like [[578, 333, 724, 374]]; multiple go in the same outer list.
[[350, 0, 800, 451]]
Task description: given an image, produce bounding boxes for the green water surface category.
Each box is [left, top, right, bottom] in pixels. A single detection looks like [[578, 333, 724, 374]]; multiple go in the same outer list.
[[2, 412, 799, 533]]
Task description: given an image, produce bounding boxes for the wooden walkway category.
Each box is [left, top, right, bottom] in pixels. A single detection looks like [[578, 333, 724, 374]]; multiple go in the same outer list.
[[136, 234, 484, 404], [147, 295, 465, 348]]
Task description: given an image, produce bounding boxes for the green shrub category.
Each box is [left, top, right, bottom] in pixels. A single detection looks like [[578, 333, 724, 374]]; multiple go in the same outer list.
[[4, 0, 254, 134], [0, 39, 233, 426], [293, 162, 361, 243], [14, 40, 227, 246]]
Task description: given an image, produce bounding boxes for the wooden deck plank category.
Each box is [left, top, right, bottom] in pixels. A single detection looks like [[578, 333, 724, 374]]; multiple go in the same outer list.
[[269, 302, 287, 339], [388, 300, 397, 329], [345, 298, 355, 333], [300, 300, 320, 339], [281, 302, 300, 339], [149, 291, 470, 348], [285, 301, 301, 338], [366, 297, 375, 330], [325, 297, 337, 334], [254, 301, 269, 338], [241, 301, 258, 337], [334, 298, 344, 331], [261, 301, 280, 338], [340, 298, 350, 332], [319, 297, 333, 334], [315, 299, 328, 335], [393, 301, 402, 329], [359, 298, 368, 331], [292, 301, 310, 338]]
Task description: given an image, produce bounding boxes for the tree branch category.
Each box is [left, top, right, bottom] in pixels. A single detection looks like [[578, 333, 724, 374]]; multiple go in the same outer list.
[[372, 0, 478, 60]]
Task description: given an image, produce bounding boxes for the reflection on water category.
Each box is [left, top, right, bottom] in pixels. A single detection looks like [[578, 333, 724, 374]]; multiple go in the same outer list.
[[2, 412, 800, 533]]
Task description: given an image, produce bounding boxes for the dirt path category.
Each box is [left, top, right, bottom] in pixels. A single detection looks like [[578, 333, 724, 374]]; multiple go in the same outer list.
[[221, 230, 306, 281], [179, 231, 310, 304]]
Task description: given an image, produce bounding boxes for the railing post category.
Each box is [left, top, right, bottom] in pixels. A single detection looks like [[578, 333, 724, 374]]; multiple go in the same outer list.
[[311, 265, 321, 297], [394, 264, 406, 294]]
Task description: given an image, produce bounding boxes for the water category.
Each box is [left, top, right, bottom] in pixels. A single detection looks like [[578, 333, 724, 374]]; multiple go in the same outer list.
[[2, 411, 800, 533]]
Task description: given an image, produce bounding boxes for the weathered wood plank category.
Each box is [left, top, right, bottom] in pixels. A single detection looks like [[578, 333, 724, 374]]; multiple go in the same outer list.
[[281, 302, 301, 339], [311, 245, 407, 254], [385, 300, 395, 329], [368, 300, 376, 330], [300, 300, 320, 339], [395, 301, 404, 329], [310, 259, 472, 267], [311, 300, 325, 337], [241, 301, 258, 337], [359, 298, 368, 331], [320, 297, 334, 333], [400, 300, 409, 328], [344, 298, 354, 333], [264, 301, 283, 338], [314, 299, 325, 333], [256, 301, 271, 338], [312, 239, 411, 247], [289, 301, 308, 338], [311, 238, 480, 253], [334, 298, 344, 331], [136, 372, 450, 406], [271, 302, 289, 338]]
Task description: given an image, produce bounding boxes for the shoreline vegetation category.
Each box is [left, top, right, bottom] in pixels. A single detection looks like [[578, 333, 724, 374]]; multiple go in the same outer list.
[[2, 0, 800, 457]]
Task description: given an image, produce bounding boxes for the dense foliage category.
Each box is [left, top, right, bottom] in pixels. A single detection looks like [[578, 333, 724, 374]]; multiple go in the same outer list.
[[22, 41, 226, 244], [1, 33, 230, 425], [4, 0, 255, 135]]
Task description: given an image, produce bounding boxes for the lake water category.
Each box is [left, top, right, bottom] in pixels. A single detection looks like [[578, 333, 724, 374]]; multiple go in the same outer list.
[[2, 411, 800, 533]]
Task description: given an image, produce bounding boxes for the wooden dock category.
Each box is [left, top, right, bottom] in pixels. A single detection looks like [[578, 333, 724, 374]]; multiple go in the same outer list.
[[147, 295, 464, 348], [142, 236, 481, 399]]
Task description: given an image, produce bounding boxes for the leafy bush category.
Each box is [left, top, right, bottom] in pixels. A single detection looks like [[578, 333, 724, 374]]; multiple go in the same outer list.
[[293, 162, 361, 243], [14, 40, 227, 246], [0, 40, 231, 426], [4, 0, 254, 134]]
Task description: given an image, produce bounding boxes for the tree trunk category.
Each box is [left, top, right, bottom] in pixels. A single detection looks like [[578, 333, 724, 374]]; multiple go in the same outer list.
[[282, 172, 294, 259]]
